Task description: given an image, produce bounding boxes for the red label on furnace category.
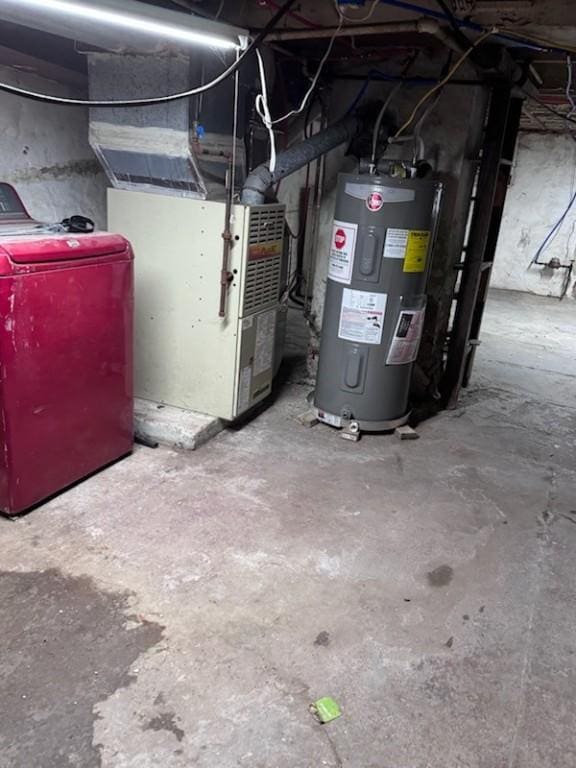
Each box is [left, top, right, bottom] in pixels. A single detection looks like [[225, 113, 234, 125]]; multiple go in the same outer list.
[[366, 191, 384, 212], [334, 228, 347, 249]]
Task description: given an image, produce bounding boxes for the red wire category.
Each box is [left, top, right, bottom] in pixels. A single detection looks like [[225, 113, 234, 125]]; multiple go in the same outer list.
[[258, 0, 322, 29], [255, 1, 395, 59]]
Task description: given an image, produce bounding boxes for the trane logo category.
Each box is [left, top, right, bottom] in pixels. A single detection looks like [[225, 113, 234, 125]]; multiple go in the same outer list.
[[334, 228, 347, 249]]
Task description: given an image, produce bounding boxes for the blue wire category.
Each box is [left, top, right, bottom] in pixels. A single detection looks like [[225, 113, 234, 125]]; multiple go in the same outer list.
[[338, 0, 556, 53], [531, 188, 576, 265], [340, 0, 574, 119], [344, 69, 437, 116], [377, 0, 476, 26]]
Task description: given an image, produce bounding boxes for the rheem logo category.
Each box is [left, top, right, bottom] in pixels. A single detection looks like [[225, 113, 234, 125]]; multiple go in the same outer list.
[[366, 191, 384, 212]]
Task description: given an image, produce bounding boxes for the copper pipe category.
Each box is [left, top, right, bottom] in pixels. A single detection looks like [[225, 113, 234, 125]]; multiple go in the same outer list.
[[219, 167, 234, 318]]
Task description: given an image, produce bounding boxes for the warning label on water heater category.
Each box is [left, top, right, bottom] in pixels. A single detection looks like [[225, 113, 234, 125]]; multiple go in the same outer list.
[[338, 288, 387, 345], [328, 220, 358, 284], [383, 228, 410, 260], [383, 228, 431, 273], [404, 231, 431, 273], [386, 308, 426, 365]]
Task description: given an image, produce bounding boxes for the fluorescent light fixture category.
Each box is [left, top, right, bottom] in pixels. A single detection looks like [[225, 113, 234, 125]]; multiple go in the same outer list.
[[9, 0, 248, 50]]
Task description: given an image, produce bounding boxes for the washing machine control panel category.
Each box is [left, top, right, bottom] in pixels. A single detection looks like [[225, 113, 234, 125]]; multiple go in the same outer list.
[[0, 183, 31, 221]]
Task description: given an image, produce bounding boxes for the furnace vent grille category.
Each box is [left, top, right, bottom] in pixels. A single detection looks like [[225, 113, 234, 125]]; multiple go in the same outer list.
[[248, 206, 285, 244], [243, 206, 285, 315], [244, 256, 282, 315]]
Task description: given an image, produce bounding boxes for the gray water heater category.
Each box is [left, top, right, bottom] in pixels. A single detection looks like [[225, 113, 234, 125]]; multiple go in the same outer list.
[[314, 172, 442, 435]]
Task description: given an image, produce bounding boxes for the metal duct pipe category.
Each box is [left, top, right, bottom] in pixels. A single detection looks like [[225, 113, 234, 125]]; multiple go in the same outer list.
[[0, 0, 246, 54], [241, 116, 358, 205]]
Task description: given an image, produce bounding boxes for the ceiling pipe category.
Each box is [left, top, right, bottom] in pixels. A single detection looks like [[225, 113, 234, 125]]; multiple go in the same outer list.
[[262, 18, 469, 55], [262, 17, 519, 79]]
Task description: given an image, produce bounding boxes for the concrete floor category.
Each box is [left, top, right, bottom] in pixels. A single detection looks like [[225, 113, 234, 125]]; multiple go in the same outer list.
[[2, 288, 576, 768]]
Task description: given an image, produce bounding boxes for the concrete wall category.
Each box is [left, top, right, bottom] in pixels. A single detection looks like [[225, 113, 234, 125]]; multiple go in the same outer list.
[[0, 65, 107, 227], [492, 132, 576, 300]]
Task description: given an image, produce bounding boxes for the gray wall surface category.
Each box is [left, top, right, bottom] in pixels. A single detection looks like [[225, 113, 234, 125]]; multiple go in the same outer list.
[[492, 132, 576, 300], [0, 66, 107, 227]]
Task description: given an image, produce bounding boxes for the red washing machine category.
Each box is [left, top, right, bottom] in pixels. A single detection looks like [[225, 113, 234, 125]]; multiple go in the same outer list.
[[0, 184, 134, 516]]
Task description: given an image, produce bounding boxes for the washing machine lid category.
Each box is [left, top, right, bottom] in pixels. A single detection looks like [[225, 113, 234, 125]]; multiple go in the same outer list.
[[0, 232, 129, 264]]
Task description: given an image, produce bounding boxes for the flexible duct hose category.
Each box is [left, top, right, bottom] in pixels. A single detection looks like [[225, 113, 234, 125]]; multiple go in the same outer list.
[[241, 115, 358, 205]]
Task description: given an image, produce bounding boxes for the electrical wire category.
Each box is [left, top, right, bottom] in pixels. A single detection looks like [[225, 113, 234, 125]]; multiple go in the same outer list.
[[230, 47, 240, 196], [369, 52, 420, 166], [260, 0, 322, 29], [4, 0, 576, 112], [303, 89, 321, 139], [405, 46, 453, 143], [380, 0, 467, 25], [411, 86, 443, 160], [521, 90, 576, 127], [332, 0, 381, 23], [530, 189, 576, 266], [530, 149, 576, 298], [433, 0, 474, 53], [531, 146, 576, 267], [0, 0, 298, 108], [375, 0, 554, 52], [391, 27, 494, 140], [213, 0, 226, 20], [370, 82, 403, 167], [567, 55, 576, 120], [255, 49, 277, 173], [256, 17, 343, 127], [498, 27, 576, 56], [335, 0, 576, 56], [343, 68, 435, 116]]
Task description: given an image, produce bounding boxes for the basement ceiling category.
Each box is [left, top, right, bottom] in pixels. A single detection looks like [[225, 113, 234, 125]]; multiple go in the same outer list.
[[519, 55, 576, 133], [521, 94, 576, 134], [0, 0, 576, 136]]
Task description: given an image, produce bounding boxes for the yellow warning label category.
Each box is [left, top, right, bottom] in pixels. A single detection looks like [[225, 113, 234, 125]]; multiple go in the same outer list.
[[403, 230, 431, 273]]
